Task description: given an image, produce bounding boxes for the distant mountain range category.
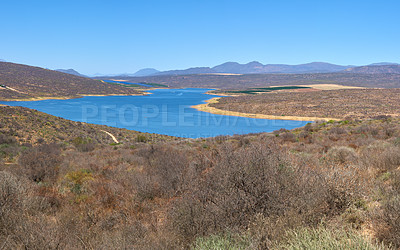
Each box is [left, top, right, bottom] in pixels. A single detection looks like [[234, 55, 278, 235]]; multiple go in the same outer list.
[[122, 61, 399, 77], [344, 64, 400, 74], [10, 61, 400, 79], [56, 61, 400, 78], [55, 69, 87, 77]]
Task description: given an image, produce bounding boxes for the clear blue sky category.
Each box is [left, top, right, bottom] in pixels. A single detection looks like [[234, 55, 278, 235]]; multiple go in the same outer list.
[[1, 0, 399, 75]]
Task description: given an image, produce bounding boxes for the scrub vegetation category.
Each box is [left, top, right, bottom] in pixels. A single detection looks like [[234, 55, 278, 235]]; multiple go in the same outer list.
[[1, 106, 400, 249], [211, 88, 400, 120]]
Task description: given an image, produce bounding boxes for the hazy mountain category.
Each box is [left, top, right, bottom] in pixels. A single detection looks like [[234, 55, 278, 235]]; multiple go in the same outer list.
[[212, 61, 264, 74], [212, 61, 352, 74], [155, 67, 217, 76], [101, 62, 400, 78], [145, 61, 354, 76], [368, 62, 399, 66], [55, 69, 87, 77], [0, 59, 5, 62], [344, 65, 400, 74], [133, 68, 160, 77]]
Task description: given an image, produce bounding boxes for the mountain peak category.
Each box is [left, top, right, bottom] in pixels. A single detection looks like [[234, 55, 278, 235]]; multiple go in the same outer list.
[[55, 69, 87, 77], [246, 61, 263, 66], [133, 68, 160, 77]]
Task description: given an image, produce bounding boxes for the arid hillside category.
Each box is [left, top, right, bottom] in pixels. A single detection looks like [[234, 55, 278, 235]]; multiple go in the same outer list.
[[0, 106, 174, 146], [210, 88, 400, 120], [0, 62, 142, 100], [1, 112, 400, 248]]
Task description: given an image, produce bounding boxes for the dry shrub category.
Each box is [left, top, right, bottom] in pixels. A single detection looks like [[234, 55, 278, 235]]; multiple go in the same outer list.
[[0, 133, 16, 144], [326, 146, 359, 165], [0, 171, 62, 249], [372, 171, 400, 248], [281, 132, 296, 142], [18, 143, 62, 183], [167, 141, 365, 246], [360, 142, 400, 173], [134, 144, 191, 199]]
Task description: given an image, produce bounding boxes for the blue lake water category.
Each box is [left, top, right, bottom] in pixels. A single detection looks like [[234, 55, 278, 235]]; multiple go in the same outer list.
[[0, 88, 312, 138]]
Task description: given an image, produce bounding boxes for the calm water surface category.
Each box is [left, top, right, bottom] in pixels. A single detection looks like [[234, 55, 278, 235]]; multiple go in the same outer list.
[[1, 88, 311, 138]]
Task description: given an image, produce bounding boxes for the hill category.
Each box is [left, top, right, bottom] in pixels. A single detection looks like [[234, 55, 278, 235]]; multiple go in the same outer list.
[[0, 106, 174, 145], [55, 68, 87, 77], [0, 62, 142, 100], [1, 106, 400, 248], [344, 65, 400, 74], [111, 72, 400, 89]]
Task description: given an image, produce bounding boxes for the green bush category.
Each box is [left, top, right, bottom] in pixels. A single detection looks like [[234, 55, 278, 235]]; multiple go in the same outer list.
[[137, 134, 147, 143], [71, 136, 95, 152]]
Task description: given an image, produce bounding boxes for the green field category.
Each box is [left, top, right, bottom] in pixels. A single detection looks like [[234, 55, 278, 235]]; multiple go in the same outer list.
[[223, 86, 311, 94]]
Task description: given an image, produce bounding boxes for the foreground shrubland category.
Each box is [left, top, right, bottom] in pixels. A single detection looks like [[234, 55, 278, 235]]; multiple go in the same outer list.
[[1, 116, 400, 249]]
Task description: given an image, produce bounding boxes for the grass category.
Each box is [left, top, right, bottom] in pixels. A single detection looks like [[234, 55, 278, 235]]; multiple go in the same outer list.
[[192, 233, 252, 250], [142, 82, 169, 87], [276, 226, 390, 250]]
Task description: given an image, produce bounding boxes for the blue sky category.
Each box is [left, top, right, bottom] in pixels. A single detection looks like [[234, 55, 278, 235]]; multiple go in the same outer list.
[[1, 0, 399, 75]]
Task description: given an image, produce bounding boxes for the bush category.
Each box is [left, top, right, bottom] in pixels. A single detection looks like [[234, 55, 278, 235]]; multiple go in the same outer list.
[[281, 132, 296, 142], [0, 133, 16, 144], [326, 146, 358, 164], [361, 142, 400, 172], [136, 134, 147, 143], [373, 172, 400, 248], [169, 142, 331, 245], [72, 136, 95, 152], [18, 144, 62, 183]]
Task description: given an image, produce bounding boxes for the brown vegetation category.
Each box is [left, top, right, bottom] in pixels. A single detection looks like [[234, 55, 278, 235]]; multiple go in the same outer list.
[[1, 111, 400, 248], [0, 106, 174, 146], [210, 88, 400, 120], [0, 62, 142, 100]]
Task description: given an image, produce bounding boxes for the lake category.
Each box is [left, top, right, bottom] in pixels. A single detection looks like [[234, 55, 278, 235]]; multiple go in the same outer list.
[[0, 88, 311, 138]]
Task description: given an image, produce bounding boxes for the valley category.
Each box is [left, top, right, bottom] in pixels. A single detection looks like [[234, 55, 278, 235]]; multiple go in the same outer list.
[[1, 61, 400, 249]]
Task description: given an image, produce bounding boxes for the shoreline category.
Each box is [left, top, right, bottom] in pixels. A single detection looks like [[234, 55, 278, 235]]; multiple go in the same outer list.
[[191, 97, 340, 122]]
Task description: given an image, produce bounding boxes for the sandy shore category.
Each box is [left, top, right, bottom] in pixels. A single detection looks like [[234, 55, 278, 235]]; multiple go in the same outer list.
[[191, 97, 340, 122]]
